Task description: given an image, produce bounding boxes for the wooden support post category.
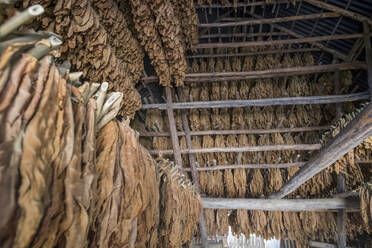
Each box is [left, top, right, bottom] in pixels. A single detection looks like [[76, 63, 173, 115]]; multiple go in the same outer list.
[[269, 102, 372, 199], [337, 175, 347, 248], [176, 88, 209, 248], [304, 0, 372, 26], [202, 198, 360, 211], [165, 87, 183, 169], [363, 22, 372, 99]]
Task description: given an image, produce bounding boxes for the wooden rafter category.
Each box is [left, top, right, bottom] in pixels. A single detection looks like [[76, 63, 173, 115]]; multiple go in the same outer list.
[[250, 13, 350, 61], [202, 198, 360, 211], [199, 31, 286, 39], [304, 0, 372, 25], [363, 22, 372, 99], [269, 102, 372, 199], [199, 12, 340, 28], [195, 33, 364, 49], [140, 126, 330, 137], [141, 92, 369, 110]]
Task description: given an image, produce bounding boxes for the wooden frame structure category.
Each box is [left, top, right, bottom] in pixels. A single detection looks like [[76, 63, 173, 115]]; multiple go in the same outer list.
[[141, 2, 372, 247]]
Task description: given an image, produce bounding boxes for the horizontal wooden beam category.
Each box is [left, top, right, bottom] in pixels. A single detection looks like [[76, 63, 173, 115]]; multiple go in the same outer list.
[[141, 92, 369, 110], [197, 0, 294, 8], [309, 241, 354, 248], [199, 12, 340, 28], [186, 48, 320, 59], [140, 126, 330, 137], [183, 162, 306, 171], [149, 144, 321, 155], [196, 33, 363, 49], [199, 31, 286, 39], [304, 0, 372, 26], [270, 102, 372, 199], [202, 198, 360, 211], [140, 63, 366, 83]]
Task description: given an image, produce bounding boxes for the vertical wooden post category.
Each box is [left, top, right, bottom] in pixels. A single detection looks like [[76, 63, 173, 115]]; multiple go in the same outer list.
[[337, 175, 347, 248], [177, 88, 209, 248], [165, 87, 183, 169], [363, 21, 372, 99]]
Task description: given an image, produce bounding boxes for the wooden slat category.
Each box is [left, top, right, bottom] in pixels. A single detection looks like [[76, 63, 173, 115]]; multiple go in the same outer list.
[[197, 0, 292, 8], [251, 13, 350, 60], [141, 63, 366, 83], [202, 198, 360, 211], [195, 33, 362, 49], [182, 162, 306, 171], [164, 87, 183, 169], [199, 12, 339, 28], [363, 22, 372, 99], [149, 144, 321, 155], [269, 102, 372, 199], [187, 48, 320, 59], [304, 0, 372, 25], [141, 92, 369, 110], [140, 126, 330, 137], [199, 31, 286, 39]]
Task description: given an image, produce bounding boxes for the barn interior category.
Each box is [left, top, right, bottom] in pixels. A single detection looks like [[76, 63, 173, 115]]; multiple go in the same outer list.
[[0, 0, 371, 247]]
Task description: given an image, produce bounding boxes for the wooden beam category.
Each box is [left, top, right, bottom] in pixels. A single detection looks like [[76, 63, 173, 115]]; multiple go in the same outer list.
[[269, 102, 372, 199], [187, 48, 320, 59], [149, 143, 321, 155], [304, 0, 372, 26], [251, 13, 350, 60], [202, 198, 360, 211], [363, 22, 372, 99], [183, 162, 306, 171], [164, 87, 183, 169], [337, 174, 347, 248], [199, 31, 286, 39], [196, 33, 363, 49], [197, 0, 292, 8], [141, 63, 366, 83], [140, 126, 330, 137], [309, 241, 354, 248], [176, 88, 209, 248], [199, 12, 340, 28], [141, 92, 369, 110]]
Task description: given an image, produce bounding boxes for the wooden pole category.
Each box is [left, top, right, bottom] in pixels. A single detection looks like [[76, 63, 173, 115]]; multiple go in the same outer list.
[[195, 33, 363, 49], [164, 87, 183, 169], [141, 63, 366, 83], [363, 22, 372, 99], [176, 88, 209, 248], [337, 175, 347, 248], [269, 102, 372, 199], [141, 92, 369, 110], [197, 0, 292, 8], [250, 13, 349, 60], [140, 126, 330, 137], [149, 144, 321, 155], [309, 241, 354, 248], [186, 48, 320, 59], [304, 0, 372, 26], [182, 162, 306, 171], [199, 31, 286, 39], [202, 198, 360, 211], [199, 12, 339, 28]]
